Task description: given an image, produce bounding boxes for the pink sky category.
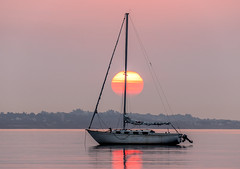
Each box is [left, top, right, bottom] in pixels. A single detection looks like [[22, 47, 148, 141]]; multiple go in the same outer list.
[[1, 0, 240, 120]]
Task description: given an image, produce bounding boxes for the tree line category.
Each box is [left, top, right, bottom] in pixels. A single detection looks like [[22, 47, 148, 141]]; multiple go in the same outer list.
[[1, 109, 240, 129]]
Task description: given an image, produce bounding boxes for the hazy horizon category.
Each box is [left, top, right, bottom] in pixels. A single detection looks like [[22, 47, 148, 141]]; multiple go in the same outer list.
[[1, 0, 240, 120], [1, 108, 240, 122]]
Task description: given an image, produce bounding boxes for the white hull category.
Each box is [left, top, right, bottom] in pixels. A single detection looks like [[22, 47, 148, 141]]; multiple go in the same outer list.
[[87, 129, 182, 145]]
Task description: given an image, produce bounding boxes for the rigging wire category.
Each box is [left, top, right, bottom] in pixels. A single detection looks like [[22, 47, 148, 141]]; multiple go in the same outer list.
[[97, 113, 109, 129], [84, 129, 87, 152], [129, 16, 181, 132], [116, 91, 124, 129], [129, 17, 169, 116], [88, 16, 125, 129], [96, 113, 104, 129]]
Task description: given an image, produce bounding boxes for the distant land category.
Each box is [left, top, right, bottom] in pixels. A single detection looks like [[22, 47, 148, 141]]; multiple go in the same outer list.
[[1, 109, 240, 129]]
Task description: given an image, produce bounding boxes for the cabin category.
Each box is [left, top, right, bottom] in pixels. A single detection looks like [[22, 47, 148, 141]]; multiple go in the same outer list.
[[111, 129, 155, 135]]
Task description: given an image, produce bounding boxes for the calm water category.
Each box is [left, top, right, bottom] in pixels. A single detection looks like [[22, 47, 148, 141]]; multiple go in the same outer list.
[[0, 129, 239, 169]]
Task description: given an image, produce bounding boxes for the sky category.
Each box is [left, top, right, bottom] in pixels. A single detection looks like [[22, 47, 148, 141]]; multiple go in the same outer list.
[[1, 0, 240, 120]]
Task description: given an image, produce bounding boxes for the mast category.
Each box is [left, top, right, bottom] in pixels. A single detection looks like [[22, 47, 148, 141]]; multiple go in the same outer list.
[[123, 13, 129, 129]]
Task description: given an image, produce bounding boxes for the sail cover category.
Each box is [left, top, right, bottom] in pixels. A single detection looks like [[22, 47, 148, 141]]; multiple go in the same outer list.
[[124, 115, 171, 126]]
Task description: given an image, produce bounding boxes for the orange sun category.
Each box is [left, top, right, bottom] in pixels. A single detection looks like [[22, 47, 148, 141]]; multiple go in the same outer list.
[[111, 71, 144, 95]]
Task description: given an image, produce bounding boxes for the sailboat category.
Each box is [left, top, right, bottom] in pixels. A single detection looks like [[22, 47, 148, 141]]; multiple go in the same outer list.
[[86, 13, 192, 145]]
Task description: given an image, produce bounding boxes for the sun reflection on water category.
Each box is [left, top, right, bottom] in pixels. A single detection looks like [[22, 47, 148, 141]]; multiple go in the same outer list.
[[112, 149, 142, 169]]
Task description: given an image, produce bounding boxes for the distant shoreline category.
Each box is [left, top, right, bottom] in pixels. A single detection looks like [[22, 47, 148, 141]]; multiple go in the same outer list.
[[1, 109, 240, 129]]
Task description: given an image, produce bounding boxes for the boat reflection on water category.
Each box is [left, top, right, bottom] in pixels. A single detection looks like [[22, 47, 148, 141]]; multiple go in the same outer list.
[[89, 145, 192, 169], [112, 149, 142, 169]]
